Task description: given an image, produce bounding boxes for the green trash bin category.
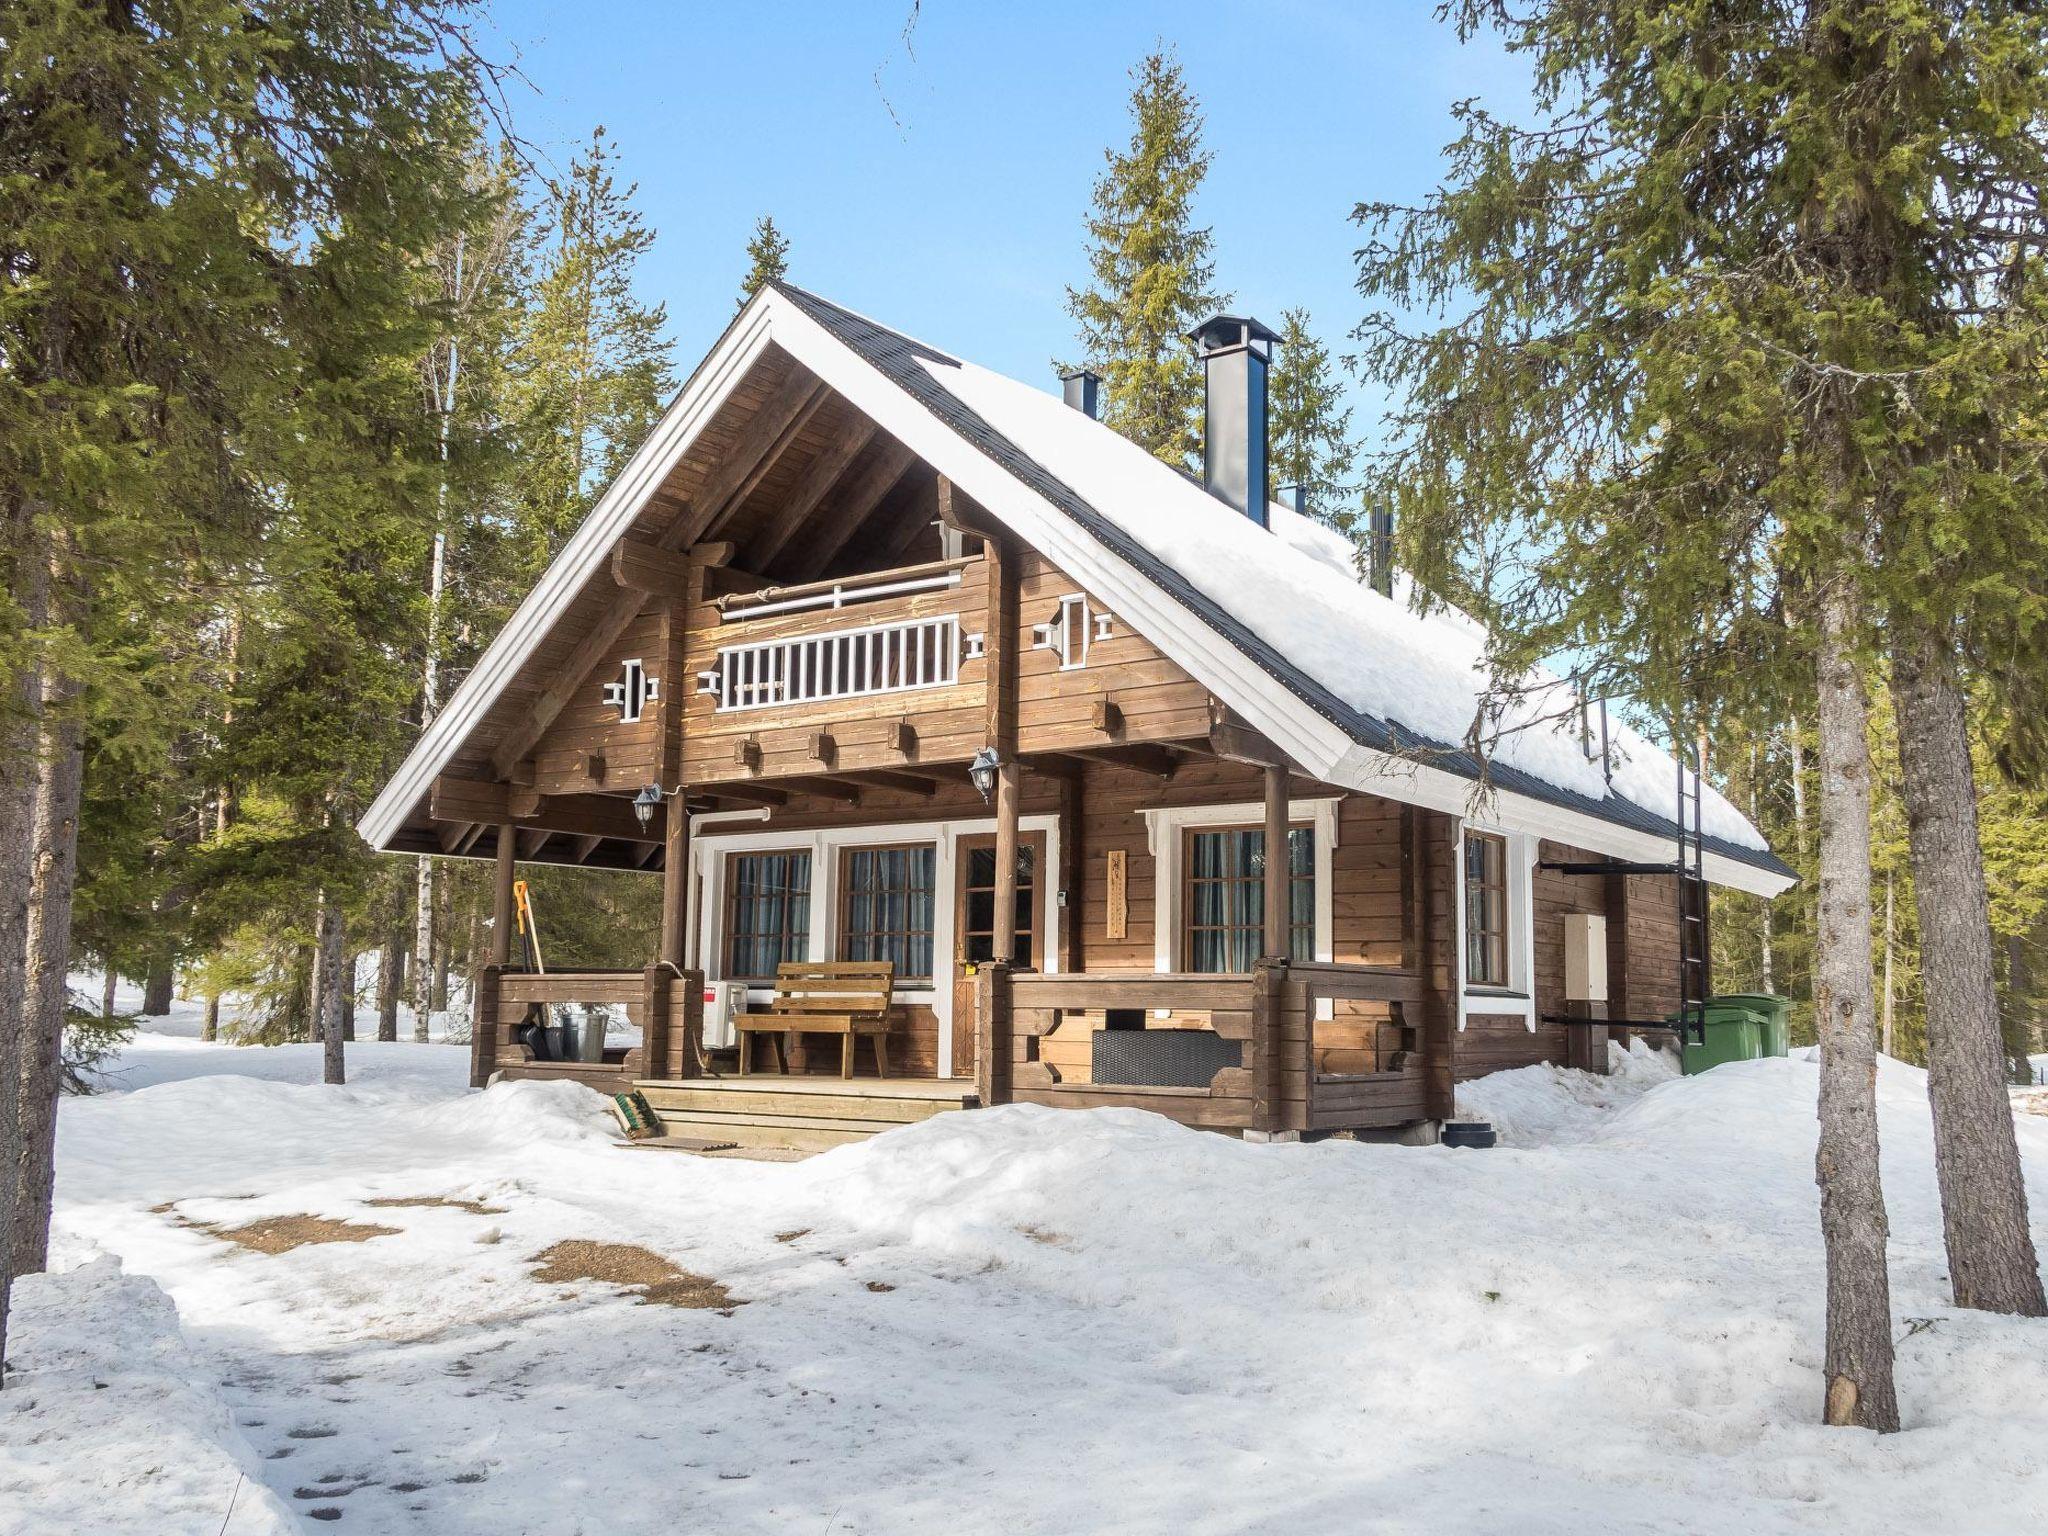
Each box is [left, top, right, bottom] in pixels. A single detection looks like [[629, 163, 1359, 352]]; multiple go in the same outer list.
[[1678, 999, 1769, 1075], [1714, 993, 1791, 1057]]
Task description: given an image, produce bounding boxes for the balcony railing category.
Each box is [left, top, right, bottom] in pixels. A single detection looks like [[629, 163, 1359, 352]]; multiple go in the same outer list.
[[700, 613, 967, 713]]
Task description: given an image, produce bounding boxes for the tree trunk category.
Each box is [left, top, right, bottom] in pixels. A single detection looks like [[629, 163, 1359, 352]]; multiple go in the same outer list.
[[202, 994, 220, 1042], [314, 895, 347, 1086], [16, 678, 86, 1278], [340, 950, 358, 1042], [0, 510, 52, 1387], [1812, 582, 1900, 1432], [377, 936, 403, 1042], [431, 875, 452, 1013], [1891, 630, 2046, 1315], [141, 959, 174, 1016], [101, 967, 117, 1020], [412, 855, 435, 1042], [1880, 873, 1895, 1060]]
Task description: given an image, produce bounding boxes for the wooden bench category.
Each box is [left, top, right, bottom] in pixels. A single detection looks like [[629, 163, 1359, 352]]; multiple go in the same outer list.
[[735, 961, 897, 1079]]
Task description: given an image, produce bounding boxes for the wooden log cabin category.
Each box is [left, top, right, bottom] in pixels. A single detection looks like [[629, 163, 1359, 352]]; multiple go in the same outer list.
[[358, 286, 1793, 1149]]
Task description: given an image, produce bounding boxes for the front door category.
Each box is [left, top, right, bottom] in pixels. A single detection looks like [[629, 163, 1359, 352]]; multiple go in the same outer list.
[[950, 831, 1043, 1078]]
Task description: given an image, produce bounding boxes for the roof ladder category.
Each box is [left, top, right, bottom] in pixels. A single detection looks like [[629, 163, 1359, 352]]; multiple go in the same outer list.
[[1676, 745, 1711, 1045]]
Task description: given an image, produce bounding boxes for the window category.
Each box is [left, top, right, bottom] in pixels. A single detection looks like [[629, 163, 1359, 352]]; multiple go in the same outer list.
[[724, 851, 811, 979], [840, 844, 937, 980], [1464, 832, 1509, 987], [959, 836, 1040, 968], [1183, 826, 1313, 973]]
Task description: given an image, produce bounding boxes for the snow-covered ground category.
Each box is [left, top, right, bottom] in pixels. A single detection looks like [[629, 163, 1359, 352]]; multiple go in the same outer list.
[[4, 1021, 2046, 1535]]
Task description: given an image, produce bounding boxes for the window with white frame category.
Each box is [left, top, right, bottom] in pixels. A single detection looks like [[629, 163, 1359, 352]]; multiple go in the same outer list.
[[724, 850, 811, 980], [1463, 832, 1510, 986], [1182, 825, 1314, 972]]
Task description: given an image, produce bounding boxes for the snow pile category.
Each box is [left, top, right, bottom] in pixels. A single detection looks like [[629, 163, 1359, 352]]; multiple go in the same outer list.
[[927, 355, 1762, 849], [21, 1027, 2048, 1533], [0, 1258, 300, 1536], [1457, 1036, 1681, 1145]]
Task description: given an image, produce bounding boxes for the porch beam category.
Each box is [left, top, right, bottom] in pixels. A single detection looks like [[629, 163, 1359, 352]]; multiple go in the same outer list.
[[745, 417, 877, 568], [848, 768, 939, 797], [778, 776, 865, 805], [658, 368, 827, 550], [701, 781, 789, 807], [787, 440, 918, 581], [429, 776, 654, 844], [1071, 744, 1178, 780]]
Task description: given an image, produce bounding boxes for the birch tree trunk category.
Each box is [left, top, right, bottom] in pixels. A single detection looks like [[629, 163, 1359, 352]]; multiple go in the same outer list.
[[1891, 631, 2046, 1315], [315, 896, 348, 1087], [1812, 581, 1899, 1432], [16, 660, 86, 1278]]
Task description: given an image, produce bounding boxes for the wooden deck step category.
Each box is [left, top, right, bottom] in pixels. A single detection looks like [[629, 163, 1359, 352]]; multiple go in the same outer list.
[[648, 1112, 901, 1153], [631, 1076, 976, 1152]]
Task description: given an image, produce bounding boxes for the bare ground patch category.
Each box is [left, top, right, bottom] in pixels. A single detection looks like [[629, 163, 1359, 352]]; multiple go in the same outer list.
[[365, 1195, 507, 1216], [528, 1240, 741, 1311], [208, 1215, 401, 1255]]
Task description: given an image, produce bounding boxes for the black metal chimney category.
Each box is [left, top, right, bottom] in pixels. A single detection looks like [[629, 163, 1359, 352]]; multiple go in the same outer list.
[[1190, 314, 1280, 526], [1061, 368, 1102, 420], [1368, 507, 1396, 597]]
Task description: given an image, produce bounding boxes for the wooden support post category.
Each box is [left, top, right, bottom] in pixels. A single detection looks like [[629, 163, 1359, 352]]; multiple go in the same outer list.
[[975, 961, 1012, 1107], [1262, 764, 1290, 960], [1252, 956, 1286, 1134], [993, 762, 1021, 965], [1057, 763, 1083, 974], [491, 824, 517, 964], [659, 795, 690, 969], [1412, 808, 1457, 1121], [641, 964, 670, 1082], [470, 826, 517, 1090]]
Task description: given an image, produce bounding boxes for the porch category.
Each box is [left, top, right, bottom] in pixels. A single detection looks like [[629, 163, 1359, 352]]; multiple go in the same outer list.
[[474, 955, 1449, 1146]]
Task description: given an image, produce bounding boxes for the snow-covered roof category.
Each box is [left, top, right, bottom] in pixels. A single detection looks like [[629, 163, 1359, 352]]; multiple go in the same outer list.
[[359, 281, 1791, 894], [771, 284, 1788, 890]]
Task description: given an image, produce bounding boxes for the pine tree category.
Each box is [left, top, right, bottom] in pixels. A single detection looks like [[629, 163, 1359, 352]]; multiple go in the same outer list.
[[1064, 49, 1224, 468], [1267, 308, 1358, 530], [739, 215, 790, 306]]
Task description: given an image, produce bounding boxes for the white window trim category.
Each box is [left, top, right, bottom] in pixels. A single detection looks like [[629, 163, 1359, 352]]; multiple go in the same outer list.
[[1142, 797, 1340, 980], [690, 809, 1060, 1077], [1453, 820, 1538, 1033]]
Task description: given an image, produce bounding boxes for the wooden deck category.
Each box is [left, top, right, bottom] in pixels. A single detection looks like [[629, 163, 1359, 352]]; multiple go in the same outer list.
[[634, 1074, 978, 1153]]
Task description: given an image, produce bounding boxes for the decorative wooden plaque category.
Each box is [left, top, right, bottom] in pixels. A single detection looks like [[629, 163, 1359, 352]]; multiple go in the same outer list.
[[1105, 849, 1128, 941]]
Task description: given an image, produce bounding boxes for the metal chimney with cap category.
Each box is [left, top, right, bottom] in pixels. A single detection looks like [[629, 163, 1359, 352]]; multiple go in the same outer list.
[[1061, 367, 1102, 420], [1190, 314, 1280, 527]]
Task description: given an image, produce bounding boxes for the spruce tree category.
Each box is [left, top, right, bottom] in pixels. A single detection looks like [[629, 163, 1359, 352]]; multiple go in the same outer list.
[[1349, 0, 2048, 1426], [1267, 308, 1358, 530], [739, 215, 791, 306], [512, 127, 674, 573], [1064, 49, 1224, 468]]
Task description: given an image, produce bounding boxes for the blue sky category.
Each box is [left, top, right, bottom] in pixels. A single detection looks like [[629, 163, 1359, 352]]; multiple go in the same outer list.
[[483, 1, 1525, 450]]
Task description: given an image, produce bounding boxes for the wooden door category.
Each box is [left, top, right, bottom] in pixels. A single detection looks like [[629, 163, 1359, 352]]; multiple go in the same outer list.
[[950, 831, 1044, 1078]]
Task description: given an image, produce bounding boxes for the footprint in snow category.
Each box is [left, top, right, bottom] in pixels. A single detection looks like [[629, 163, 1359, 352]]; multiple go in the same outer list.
[[288, 1425, 340, 1440]]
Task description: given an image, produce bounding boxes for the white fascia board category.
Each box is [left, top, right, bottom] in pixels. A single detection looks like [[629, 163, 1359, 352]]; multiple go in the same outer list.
[[763, 294, 1360, 781], [356, 300, 780, 850]]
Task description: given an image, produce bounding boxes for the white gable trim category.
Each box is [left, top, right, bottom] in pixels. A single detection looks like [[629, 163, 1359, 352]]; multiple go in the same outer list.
[[358, 288, 1793, 900], [357, 301, 778, 850]]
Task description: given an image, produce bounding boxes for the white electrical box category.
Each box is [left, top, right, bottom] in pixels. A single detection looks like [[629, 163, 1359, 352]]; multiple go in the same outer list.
[[702, 981, 748, 1051], [1564, 913, 1609, 1003]]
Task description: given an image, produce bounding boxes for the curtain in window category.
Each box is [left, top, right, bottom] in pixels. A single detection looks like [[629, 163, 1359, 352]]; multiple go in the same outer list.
[[728, 852, 811, 978], [1187, 828, 1312, 973], [841, 845, 936, 979]]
